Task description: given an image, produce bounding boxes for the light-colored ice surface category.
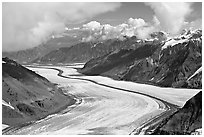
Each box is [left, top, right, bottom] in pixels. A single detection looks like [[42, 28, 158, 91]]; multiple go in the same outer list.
[[6, 66, 166, 135], [6, 65, 199, 135], [58, 66, 200, 107]]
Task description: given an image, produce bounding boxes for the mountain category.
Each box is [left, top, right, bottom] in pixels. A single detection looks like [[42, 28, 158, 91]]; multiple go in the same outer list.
[[151, 91, 202, 135], [2, 57, 75, 126], [33, 33, 167, 64], [2, 35, 80, 64], [79, 29, 202, 89], [3, 29, 167, 65]]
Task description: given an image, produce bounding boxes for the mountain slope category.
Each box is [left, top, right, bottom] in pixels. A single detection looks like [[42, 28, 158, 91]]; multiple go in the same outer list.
[[80, 29, 202, 88], [2, 35, 80, 64], [33, 37, 135, 64], [33, 35, 166, 64], [152, 91, 202, 135], [2, 57, 75, 126]]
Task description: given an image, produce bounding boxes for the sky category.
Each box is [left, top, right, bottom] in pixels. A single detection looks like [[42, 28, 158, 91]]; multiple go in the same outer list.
[[57, 2, 202, 28], [68, 2, 155, 28], [2, 2, 202, 52]]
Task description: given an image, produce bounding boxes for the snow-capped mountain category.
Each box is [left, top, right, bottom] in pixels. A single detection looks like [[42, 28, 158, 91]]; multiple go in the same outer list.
[[79, 29, 202, 89], [31, 30, 171, 64], [162, 29, 202, 50]]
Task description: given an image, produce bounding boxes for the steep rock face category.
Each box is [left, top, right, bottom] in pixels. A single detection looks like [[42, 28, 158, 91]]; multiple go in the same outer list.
[[152, 91, 202, 135], [80, 30, 202, 88], [81, 42, 162, 75], [2, 57, 75, 126]]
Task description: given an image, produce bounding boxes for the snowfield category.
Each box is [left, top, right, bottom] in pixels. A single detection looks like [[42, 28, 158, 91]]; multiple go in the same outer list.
[[4, 65, 200, 135]]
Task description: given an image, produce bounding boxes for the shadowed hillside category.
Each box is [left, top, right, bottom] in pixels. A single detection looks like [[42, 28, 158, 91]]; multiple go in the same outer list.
[[2, 57, 75, 126], [80, 30, 202, 89], [152, 91, 202, 135]]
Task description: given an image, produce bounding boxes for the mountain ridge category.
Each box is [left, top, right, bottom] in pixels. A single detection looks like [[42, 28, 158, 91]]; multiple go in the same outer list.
[[79, 29, 202, 89], [2, 35, 80, 64]]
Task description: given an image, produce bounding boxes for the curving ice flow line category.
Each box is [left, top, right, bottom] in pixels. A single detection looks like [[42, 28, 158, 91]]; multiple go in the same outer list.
[[30, 66, 178, 108], [3, 66, 178, 135]]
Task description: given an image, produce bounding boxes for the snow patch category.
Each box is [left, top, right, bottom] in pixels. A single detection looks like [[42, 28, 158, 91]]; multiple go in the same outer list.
[[136, 40, 142, 43], [162, 39, 189, 50], [2, 124, 9, 130], [191, 128, 202, 135], [145, 38, 154, 42], [91, 42, 102, 48], [150, 77, 154, 81], [2, 100, 14, 109], [187, 67, 202, 81]]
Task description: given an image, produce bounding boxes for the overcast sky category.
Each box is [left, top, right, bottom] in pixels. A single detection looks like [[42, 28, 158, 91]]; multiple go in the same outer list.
[[2, 2, 202, 52]]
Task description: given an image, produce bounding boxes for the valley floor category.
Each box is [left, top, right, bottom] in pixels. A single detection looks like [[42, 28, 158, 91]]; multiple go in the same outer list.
[[3, 65, 200, 135]]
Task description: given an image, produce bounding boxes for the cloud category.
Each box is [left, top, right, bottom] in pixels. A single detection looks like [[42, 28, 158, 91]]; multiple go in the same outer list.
[[80, 2, 198, 42], [80, 17, 159, 42], [127, 18, 147, 28], [183, 19, 202, 30], [145, 2, 193, 35], [83, 21, 101, 31], [136, 26, 157, 39], [2, 2, 121, 52], [152, 15, 160, 26]]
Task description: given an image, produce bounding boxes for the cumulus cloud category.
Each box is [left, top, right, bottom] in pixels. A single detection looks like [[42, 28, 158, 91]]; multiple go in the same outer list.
[[127, 18, 147, 28], [80, 17, 160, 42], [2, 2, 121, 52], [145, 2, 193, 35], [83, 21, 102, 31], [80, 2, 198, 42]]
